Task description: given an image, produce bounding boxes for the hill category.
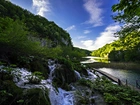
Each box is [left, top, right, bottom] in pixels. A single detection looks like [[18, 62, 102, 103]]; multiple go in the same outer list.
[[91, 31, 140, 62], [0, 0, 91, 69], [0, 0, 72, 47]]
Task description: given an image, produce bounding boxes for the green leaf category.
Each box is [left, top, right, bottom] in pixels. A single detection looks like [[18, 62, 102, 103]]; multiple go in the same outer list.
[[17, 100, 24, 103]]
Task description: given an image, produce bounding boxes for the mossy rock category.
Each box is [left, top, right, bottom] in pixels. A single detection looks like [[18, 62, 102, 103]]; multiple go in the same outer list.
[[23, 88, 51, 105], [30, 58, 49, 78], [2, 80, 23, 96], [57, 57, 73, 70], [0, 71, 13, 80], [77, 78, 93, 88], [0, 80, 23, 105], [73, 63, 88, 76], [53, 65, 77, 90]]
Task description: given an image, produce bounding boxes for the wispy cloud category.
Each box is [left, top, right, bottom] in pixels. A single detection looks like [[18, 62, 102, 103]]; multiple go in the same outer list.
[[65, 25, 76, 31], [83, 0, 103, 27], [77, 35, 87, 39], [84, 30, 91, 34], [32, 0, 51, 16], [75, 24, 120, 50]]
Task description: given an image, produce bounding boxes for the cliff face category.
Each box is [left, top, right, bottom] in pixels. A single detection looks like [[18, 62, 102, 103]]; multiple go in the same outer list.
[[0, 0, 73, 47]]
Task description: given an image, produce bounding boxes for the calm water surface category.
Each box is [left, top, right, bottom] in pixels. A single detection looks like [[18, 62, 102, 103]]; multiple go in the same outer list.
[[98, 68, 140, 86], [82, 56, 140, 87]]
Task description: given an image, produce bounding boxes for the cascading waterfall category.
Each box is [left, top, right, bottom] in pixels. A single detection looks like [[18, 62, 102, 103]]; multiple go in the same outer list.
[[0, 59, 98, 105], [11, 59, 74, 105], [47, 59, 74, 105]]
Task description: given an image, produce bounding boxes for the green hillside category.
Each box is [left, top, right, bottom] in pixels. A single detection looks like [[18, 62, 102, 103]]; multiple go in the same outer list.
[[91, 31, 140, 62], [0, 0, 72, 47], [0, 0, 90, 68]]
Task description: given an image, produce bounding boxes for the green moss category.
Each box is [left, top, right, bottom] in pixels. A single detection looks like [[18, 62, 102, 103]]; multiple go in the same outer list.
[[104, 93, 119, 104], [0, 80, 23, 105], [77, 78, 93, 88], [0, 71, 13, 80], [29, 57, 49, 78], [53, 65, 77, 90], [73, 63, 88, 76], [23, 88, 51, 105], [57, 57, 74, 70]]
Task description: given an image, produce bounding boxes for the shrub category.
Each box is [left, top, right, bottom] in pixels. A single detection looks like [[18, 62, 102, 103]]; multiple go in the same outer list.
[[77, 78, 93, 88], [93, 77, 140, 105], [23, 88, 51, 105]]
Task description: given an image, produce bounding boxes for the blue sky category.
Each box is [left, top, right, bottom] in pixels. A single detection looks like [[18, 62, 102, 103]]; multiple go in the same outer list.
[[11, 0, 121, 51]]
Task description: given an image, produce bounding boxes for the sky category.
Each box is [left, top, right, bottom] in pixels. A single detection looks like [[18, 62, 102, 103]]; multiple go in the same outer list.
[[10, 0, 121, 51]]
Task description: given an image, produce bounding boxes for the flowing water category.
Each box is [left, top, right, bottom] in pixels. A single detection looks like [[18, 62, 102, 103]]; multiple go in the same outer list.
[[81, 56, 140, 87], [0, 59, 98, 105], [11, 59, 75, 105], [98, 68, 140, 87], [0, 59, 99, 105]]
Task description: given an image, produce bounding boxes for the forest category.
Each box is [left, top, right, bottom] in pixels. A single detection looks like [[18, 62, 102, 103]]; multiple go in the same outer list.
[[91, 31, 140, 62], [91, 0, 140, 62]]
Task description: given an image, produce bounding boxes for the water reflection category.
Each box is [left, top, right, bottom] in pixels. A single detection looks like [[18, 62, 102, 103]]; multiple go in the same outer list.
[[81, 56, 109, 63]]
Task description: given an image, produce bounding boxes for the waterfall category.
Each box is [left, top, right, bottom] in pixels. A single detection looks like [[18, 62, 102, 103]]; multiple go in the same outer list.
[[48, 59, 56, 81], [10, 59, 74, 105], [47, 59, 74, 105], [74, 70, 81, 79], [49, 88, 74, 105], [0, 59, 103, 105], [87, 69, 97, 80]]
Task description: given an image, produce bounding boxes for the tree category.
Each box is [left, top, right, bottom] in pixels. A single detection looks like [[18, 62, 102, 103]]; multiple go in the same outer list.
[[112, 0, 140, 38], [0, 17, 42, 57]]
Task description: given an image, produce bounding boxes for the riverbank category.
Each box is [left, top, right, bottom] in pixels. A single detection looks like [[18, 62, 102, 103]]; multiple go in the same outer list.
[[87, 62, 140, 70]]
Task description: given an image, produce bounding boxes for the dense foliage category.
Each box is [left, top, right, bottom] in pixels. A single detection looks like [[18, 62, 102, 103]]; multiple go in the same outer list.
[[112, 0, 140, 38], [0, 0, 72, 47], [93, 77, 140, 105], [91, 31, 140, 62]]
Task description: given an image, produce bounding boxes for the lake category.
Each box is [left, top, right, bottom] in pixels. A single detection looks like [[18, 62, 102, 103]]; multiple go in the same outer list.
[[81, 56, 140, 87]]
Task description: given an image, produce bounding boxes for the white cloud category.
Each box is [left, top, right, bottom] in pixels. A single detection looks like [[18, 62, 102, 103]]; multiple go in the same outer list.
[[32, 0, 51, 16], [65, 25, 76, 31], [84, 30, 91, 34], [83, 0, 103, 27], [81, 40, 94, 47], [92, 24, 120, 50], [74, 24, 121, 51]]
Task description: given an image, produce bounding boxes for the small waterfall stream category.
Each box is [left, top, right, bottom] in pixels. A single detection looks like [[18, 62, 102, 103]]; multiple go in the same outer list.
[[74, 70, 82, 79], [47, 59, 74, 105], [11, 59, 75, 105], [0, 59, 98, 105]]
